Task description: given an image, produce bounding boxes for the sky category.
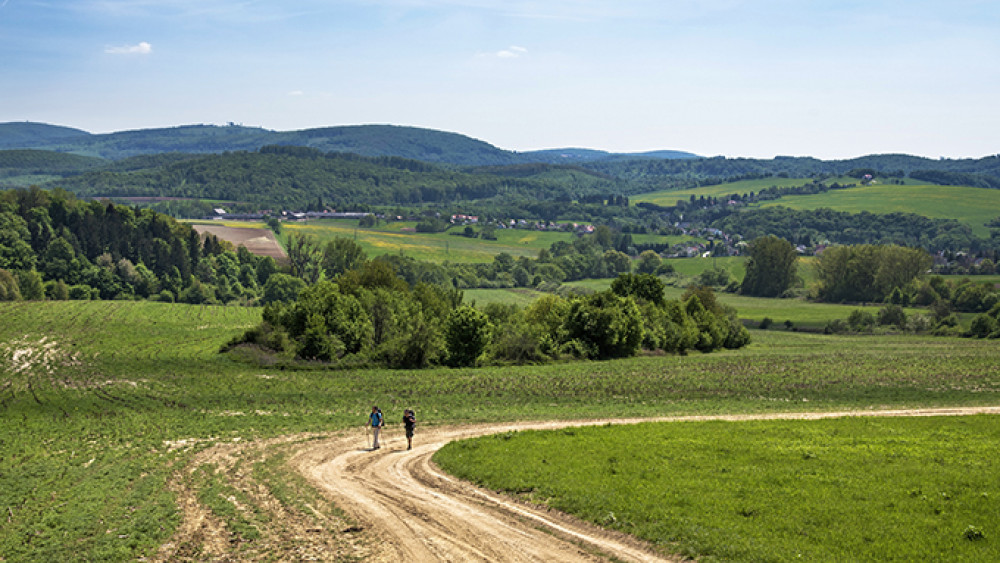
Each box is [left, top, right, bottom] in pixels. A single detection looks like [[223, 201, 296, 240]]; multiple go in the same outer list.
[[1, 0, 998, 159]]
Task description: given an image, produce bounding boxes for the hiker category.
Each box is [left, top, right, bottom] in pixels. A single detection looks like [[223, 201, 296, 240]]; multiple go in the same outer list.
[[369, 405, 384, 449], [402, 408, 416, 450]]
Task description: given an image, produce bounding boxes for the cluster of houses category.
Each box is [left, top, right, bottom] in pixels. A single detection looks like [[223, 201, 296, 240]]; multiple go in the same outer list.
[[449, 214, 597, 235]]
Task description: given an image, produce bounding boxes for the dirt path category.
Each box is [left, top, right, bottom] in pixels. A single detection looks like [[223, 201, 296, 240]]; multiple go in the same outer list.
[[290, 406, 1000, 562], [157, 406, 1000, 561]]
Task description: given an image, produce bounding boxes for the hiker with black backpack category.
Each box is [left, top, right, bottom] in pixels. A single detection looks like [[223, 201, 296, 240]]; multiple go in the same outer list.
[[402, 408, 416, 450], [369, 405, 384, 450]]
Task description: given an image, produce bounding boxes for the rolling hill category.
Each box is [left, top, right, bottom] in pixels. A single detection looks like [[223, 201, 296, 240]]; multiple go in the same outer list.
[[1, 122, 699, 166]]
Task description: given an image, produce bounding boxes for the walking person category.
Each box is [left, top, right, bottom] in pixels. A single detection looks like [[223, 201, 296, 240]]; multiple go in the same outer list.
[[402, 408, 416, 450], [369, 405, 384, 450]]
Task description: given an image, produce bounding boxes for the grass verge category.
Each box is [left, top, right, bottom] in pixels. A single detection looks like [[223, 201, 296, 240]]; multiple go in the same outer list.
[[435, 415, 1000, 561]]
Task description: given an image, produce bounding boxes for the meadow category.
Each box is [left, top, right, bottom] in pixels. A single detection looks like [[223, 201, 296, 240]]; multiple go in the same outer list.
[[630, 177, 856, 207], [757, 183, 1000, 237], [187, 218, 700, 264], [436, 415, 999, 561], [2, 301, 999, 559], [280, 219, 610, 263]]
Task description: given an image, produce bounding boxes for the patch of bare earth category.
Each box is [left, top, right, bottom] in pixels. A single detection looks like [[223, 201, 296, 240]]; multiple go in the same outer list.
[[158, 407, 1000, 562], [192, 224, 287, 263]]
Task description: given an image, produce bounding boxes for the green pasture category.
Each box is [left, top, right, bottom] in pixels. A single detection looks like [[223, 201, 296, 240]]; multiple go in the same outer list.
[[631, 177, 850, 207], [940, 274, 1000, 288], [757, 184, 1000, 237], [464, 288, 545, 308], [436, 415, 1000, 561], [283, 219, 575, 262], [3, 301, 1000, 559]]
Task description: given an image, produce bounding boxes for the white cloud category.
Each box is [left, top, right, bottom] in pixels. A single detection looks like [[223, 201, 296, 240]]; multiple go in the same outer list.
[[288, 90, 304, 96], [496, 45, 527, 58], [105, 41, 152, 55]]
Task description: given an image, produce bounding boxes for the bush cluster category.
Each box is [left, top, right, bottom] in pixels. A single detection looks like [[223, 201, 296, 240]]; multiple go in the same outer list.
[[227, 272, 750, 368]]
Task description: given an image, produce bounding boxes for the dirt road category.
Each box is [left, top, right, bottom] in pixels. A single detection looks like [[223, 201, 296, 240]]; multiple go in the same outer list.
[[290, 406, 1000, 562], [157, 406, 1000, 561]]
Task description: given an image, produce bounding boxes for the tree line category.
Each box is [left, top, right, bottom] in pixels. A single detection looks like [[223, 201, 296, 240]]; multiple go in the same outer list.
[[0, 187, 279, 304]]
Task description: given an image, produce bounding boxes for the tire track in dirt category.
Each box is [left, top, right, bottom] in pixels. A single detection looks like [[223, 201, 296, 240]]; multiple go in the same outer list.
[[293, 406, 1000, 562]]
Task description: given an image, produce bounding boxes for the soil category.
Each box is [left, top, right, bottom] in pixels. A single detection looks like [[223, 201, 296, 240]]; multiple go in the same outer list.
[[191, 224, 287, 263], [156, 406, 1000, 562]]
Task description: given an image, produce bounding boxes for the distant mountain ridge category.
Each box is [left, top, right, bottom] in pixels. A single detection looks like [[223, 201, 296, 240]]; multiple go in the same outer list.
[[0, 121, 699, 165], [0, 122, 91, 146], [2, 122, 999, 194]]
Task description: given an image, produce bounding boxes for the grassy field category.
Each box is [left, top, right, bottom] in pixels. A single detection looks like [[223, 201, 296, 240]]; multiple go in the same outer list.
[[757, 184, 1000, 237], [282, 219, 565, 262], [3, 301, 999, 559], [631, 177, 856, 207], [436, 415, 999, 561], [189, 218, 698, 264]]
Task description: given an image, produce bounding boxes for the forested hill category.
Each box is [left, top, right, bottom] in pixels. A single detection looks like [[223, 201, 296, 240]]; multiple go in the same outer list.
[[0, 122, 701, 166], [0, 122, 526, 165], [587, 154, 1000, 191], [4, 122, 998, 184], [0, 122, 91, 147], [41, 145, 622, 209]]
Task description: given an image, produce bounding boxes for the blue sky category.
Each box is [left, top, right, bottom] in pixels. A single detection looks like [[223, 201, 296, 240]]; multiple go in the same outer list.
[[1, 0, 998, 159]]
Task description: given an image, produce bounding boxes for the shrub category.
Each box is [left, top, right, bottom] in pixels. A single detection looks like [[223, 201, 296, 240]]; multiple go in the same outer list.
[[877, 304, 907, 328], [488, 318, 545, 364], [444, 306, 493, 367], [68, 284, 94, 300], [564, 291, 643, 359], [905, 314, 932, 333], [848, 310, 876, 332], [824, 319, 849, 334], [968, 314, 998, 338], [0, 268, 22, 301], [759, 317, 773, 330]]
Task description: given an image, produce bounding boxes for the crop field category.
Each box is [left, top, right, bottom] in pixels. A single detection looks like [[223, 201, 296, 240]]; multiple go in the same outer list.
[[436, 415, 1000, 561], [2, 301, 999, 559], [757, 184, 1000, 237]]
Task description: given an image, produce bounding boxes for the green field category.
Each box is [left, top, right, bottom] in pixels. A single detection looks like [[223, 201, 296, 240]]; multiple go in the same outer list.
[[758, 184, 1000, 237], [436, 415, 1000, 561], [631, 177, 853, 207], [282, 219, 573, 262], [3, 301, 1000, 559], [190, 218, 696, 264]]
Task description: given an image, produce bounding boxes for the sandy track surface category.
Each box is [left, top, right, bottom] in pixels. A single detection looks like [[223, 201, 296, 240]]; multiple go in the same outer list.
[[158, 406, 1000, 561]]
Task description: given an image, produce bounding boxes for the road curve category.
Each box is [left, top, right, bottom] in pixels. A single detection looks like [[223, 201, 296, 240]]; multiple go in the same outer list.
[[291, 406, 1000, 562]]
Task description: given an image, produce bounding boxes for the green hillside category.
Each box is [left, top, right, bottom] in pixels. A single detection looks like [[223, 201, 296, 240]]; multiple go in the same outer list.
[[631, 177, 841, 206], [0, 122, 523, 164], [0, 122, 90, 148], [589, 154, 1000, 192], [3, 300, 998, 560], [758, 184, 1000, 237], [0, 149, 107, 181], [44, 146, 613, 209]]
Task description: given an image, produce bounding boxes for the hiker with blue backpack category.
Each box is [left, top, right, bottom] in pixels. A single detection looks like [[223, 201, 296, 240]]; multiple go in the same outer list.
[[369, 405, 384, 450]]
